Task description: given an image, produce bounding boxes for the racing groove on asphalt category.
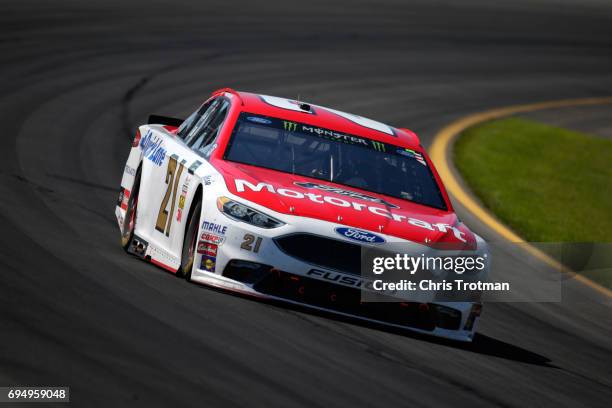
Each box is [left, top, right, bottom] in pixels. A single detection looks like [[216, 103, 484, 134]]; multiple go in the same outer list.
[[1, 1, 611, 406]]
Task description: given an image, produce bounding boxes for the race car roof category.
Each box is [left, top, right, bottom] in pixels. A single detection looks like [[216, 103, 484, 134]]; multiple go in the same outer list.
[[215, 89, 421, 149]]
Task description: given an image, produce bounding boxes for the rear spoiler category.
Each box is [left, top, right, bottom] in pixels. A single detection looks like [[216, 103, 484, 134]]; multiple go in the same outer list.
[[147, 114, 184, 127]]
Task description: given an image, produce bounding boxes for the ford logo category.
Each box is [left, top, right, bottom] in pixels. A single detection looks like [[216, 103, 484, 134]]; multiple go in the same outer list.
[[335, 227, 385, 244], [247, 116, 272, 125]]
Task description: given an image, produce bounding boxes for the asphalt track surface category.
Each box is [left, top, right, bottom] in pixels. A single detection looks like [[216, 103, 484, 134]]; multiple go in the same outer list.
[[519, 104, 612, 138], [1, 1, 612, 406]]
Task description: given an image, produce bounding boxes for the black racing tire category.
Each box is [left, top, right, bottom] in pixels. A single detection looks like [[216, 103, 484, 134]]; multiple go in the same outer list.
[[177, 200, 201, 279], [121, 167, 142, 250]]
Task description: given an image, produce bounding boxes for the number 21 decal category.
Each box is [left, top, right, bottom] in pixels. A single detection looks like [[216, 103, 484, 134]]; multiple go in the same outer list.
[[241, 234, 262, 253], [156, 154, 185, 236]]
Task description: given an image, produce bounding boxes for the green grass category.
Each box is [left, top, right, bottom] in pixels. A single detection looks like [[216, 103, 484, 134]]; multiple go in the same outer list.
[[454, 117, 612, 288], [455, 117, 612, 243]]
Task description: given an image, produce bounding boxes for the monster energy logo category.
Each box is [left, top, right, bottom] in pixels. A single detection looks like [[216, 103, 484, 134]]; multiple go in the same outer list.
[[283, 121, 298, 131], [372, 141, 386, 152]]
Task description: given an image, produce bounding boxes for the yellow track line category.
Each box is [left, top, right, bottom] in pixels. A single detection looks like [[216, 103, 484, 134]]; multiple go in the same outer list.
[[429, 96, 612, 298]]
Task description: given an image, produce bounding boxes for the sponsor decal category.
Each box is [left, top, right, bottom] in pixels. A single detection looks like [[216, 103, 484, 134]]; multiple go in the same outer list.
[[203, 175, 213, 186], [247, 116, 272, 125], [283, 121, 298, 131], [124, 164, 136, 176], [197, 241, 218, 257], [306, 269, 380, 292], [119, 188, 130, 210], [245, 113, 408, 157], [300, 124, 369, 147], [199, 232, 225, 245], [235, 179, 466, 242], [176, 176, 191, 222], [201, 221, 227, 235], [294, 182, 399, 209], [372, 141, 386, 152], [140, 130, 166, 166], [397, 148, 427, 166], [201, 255, 216, 272], [177, 196, 186, 219], [335, 227, 385, 244], [397, 148, 416, 158]]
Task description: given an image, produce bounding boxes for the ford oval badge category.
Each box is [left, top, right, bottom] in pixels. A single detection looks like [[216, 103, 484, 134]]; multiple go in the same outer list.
[[335, 227, 385, 244]]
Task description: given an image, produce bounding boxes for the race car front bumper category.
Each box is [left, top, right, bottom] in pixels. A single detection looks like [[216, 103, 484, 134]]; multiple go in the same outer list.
[[189, 200, 483, 342]]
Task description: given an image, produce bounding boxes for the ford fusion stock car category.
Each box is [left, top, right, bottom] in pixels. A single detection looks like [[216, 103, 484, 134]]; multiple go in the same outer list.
[[115, 88, 487, 341]]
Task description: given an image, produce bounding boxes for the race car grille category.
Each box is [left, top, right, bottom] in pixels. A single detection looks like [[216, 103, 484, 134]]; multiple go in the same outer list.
[[273, 234, 361, 275], [250, 269, 461, 331]]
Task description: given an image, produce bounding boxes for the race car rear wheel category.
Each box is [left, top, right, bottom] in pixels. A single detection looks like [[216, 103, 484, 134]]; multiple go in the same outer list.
[[121, 167, 141, 250], [177, 200, 201, 279]]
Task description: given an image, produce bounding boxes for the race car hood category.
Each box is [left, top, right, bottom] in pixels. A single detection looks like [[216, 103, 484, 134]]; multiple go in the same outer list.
[[215, 161, 476, 248]]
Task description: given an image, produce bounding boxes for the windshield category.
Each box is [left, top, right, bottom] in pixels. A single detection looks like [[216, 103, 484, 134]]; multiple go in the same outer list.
[[224, 113, 447, 210]]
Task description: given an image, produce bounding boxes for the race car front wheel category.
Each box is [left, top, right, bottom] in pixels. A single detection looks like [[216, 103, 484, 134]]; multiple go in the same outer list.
[[177, 200, 201, 279], [121, 167, 141, 250]]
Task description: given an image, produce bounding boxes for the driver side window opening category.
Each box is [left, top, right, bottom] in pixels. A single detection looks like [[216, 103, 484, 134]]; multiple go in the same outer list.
[[189, 99, 230, 153], [177, 97, 230, 158], [177, 99, 214, 140]]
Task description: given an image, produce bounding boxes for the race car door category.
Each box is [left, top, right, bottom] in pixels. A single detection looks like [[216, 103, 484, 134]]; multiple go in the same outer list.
[[143, 96, 230, 266]]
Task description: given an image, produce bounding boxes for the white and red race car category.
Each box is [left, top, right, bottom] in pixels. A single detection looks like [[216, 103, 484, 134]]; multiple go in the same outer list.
[[116, 88, 487, 341]]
